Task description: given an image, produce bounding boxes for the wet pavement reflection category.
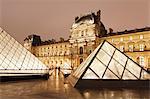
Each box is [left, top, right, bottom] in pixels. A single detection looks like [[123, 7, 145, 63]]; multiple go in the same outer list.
[[0, 71, 149, 99]]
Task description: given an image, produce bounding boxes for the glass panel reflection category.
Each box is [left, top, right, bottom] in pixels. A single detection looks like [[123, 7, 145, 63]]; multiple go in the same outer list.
[[122, 70, 137, 79], [126, 59, 141, 78], [108, 59, 124, 78], [73, 45, 100, 78], [97, 49, 111, 66], [113, 50, 127, 66], [90, 58, 106, 78], [103, 69, 119, 79], [82, 69, 99, 79], [0, 27, 49, 76], [101, 42, 115, 56]]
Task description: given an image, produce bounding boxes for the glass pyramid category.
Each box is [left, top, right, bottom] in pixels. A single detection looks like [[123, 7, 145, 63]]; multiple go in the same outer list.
[[68, 40, 150, 87], [0, 27, 49, 77], [61, 62, 72, 75]]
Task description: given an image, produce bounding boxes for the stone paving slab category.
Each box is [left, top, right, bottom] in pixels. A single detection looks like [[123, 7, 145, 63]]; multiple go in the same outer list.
[[0, 72, 149, 99]]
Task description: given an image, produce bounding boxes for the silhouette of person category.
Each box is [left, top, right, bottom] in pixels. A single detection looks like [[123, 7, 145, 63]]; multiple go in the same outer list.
[[58, 67, 60, 75]]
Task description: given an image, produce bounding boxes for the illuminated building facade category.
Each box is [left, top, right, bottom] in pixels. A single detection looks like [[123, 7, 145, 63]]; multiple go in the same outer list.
[[24, 10, 150, 71], [24, 36, 71, 69]]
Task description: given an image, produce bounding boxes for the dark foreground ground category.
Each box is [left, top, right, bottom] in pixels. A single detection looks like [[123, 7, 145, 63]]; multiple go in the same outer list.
[[0, 72, 150, 99]]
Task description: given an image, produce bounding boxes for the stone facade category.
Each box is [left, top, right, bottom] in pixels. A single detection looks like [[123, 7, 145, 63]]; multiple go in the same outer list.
[[24, 10, 150, 71], [69, 10, 107, 68]]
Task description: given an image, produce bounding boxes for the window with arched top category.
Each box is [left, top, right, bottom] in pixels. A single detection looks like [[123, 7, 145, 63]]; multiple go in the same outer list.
[[80, 58, 83, 64], [60, 61, 62, 64], [64, 51, 67, 55], [89, 50, 92, 54], [79, 47, 83, 54]]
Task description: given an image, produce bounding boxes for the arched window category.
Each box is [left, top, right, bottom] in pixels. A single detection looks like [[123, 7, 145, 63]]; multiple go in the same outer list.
[[89, 50, 92, 54], [81, 31, 84, 36], [60, 61, 62, 64], [79, 47, 83, 54], [80, 58, 83, 64]]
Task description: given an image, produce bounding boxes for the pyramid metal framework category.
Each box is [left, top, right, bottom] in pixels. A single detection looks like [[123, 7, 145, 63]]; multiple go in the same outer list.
[[0, 27, 49, 77], [68, 40, 150, 87]]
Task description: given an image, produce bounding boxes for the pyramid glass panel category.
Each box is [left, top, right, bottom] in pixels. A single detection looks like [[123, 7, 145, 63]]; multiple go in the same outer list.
[[96, 49, 111, 66], [126, 59, 141, 78], [0, 27, 49, 77], [113, 50, 127, 66], [108, 59, 124, 78], [68, 40, 150, 87], [90, 58, 106, 78], [122, 70, 138, 79], [82, 69, 99, 79], [72, 45, 100, 78], [101, 41, 115, 56], [103, 69, 119, 79]]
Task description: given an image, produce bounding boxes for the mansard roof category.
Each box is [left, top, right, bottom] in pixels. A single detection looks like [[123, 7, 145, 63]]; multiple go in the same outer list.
[[75, 13, 95, 23]]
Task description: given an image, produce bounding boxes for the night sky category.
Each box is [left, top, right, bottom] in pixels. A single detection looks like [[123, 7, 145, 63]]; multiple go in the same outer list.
[[0, 0, 149, 44]]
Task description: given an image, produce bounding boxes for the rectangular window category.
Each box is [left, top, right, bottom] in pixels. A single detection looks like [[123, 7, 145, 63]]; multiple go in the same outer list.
[[111, 39, 114, 43], [129, 36, 132, 41], [139, 56, 145, 67], [140, 35, 143, 39], [129, 45, 133, 52], [120, 38, 123, 42], [119, 45, 124, 52], [139, 44, 144, 51]]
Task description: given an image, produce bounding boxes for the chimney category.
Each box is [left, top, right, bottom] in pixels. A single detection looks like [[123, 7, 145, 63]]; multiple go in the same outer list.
[[97, 10, 101, 20], [109, 28, 113, 33], [75, 16, 79, 22]]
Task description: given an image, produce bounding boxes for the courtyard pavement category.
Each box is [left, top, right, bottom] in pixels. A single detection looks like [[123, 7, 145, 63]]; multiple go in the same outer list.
[[0, 71, 149, 99]]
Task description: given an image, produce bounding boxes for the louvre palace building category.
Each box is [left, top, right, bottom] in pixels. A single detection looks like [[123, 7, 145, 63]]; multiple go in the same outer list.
[[24, 10, 150, 71]]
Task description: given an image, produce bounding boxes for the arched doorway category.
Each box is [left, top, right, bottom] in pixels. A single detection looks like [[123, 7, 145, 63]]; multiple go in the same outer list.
[[80, 58, 83, 64]]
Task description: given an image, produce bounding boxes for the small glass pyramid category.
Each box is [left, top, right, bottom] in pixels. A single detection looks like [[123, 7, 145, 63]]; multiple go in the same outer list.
[[0, 27, 49, 77], [68, 40, 150, 87]]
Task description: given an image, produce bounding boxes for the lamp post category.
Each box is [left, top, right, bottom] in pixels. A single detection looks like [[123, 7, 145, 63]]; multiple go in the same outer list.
[[70, 43, 73, 70], [76, 39, 78, 67]]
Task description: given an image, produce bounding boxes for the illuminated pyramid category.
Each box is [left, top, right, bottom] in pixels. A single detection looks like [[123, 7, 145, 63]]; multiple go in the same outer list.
[[61, 62, 72, 76], [68, 40, 150, 88], [0, 27, 49, 78]]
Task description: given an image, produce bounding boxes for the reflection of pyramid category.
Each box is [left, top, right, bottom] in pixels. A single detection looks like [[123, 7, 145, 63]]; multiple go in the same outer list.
[[68, 40, 150, 88], [0, 27, 49, 80]]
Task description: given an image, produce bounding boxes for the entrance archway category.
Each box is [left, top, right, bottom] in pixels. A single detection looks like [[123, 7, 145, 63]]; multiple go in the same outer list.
[[80, 58, 83, 64]]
